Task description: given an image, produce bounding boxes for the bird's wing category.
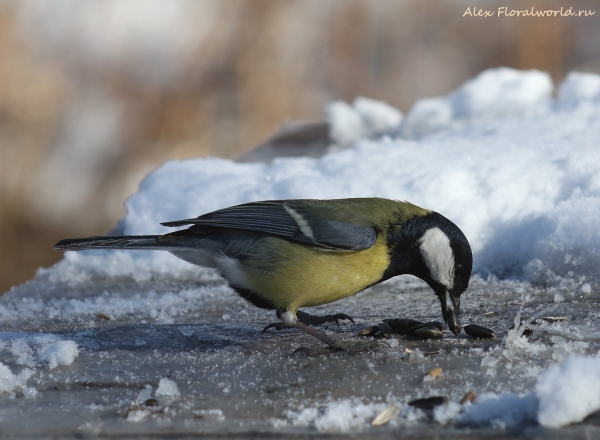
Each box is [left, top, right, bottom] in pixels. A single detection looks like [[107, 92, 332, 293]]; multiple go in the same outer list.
[[161, 200, 377, 251]]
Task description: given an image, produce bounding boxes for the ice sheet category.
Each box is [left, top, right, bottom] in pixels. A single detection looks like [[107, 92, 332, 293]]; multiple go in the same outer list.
[[2, 68, 600, 437]]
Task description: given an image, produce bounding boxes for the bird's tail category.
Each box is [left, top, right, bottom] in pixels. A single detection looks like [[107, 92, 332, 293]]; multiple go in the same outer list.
[[54, 235, 166, 251]]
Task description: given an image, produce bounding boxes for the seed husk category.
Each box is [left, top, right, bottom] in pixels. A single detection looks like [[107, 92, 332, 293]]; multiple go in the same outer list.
[[405, 348, 440, 356], [408, 396, 448, 410], [540, 316, 569, 322], [464, 324, 495, 338], [371, 404, 401, 426], [358, 326, 380, 337], [95, 313, 110, 320], [460, 391, 477, 405], [406, 322, 443, 334], [427, 367, 443, 379], [383, 318, 423, 334], [144, 398, 159, 407], [413, 326, 443, 339]]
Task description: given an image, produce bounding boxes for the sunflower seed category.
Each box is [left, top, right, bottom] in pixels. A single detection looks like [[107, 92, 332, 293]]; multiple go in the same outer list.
[[464, 324, 495, 338], [413, 326, 443, 339], [371, 404, 401, 426], [460, 391, 477, 405], [358, 326, 380, 337], [427, 367, 443, 379]]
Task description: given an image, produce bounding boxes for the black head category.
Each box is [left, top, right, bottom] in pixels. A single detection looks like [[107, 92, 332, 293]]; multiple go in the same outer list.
[[385, 211, 473, 334]]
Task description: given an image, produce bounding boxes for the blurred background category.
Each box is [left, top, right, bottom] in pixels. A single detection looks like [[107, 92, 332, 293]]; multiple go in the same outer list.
[[1, 0, 600, 293]]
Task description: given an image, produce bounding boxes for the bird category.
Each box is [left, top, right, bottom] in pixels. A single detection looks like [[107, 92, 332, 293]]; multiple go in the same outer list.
[[54, 198, 472, 354]]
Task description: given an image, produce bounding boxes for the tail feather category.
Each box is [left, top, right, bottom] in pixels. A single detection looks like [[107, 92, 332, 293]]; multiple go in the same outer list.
[[54, 235, 164, 251]]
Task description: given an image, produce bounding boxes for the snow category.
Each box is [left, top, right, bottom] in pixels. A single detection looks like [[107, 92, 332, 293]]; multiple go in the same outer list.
[[559, 71, 600, 103], [0, 332, 79, 370], [2, 67, 600, 435], [0, 362, 34, 395], [0, 332, 79, 398], [41, 67, 600, 289], [536, 356, 600, 428], [460, 392, 539, 428], [327, 97, 403, 146], [400, 68, 553, 138], [156, 378, 180, 398]]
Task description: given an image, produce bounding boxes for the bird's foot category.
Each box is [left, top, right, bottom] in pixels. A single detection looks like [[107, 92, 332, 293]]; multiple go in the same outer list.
[[264, 310, 355, 333], [262, 322, 291, 333], [296, 310, 355, 327], [291, 339, 386, 357]]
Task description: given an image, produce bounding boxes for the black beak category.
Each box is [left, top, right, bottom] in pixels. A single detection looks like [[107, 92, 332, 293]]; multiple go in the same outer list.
[[449, 292, 461, 317], [437, 288, 462, 336], [438, 288, 450, 323]]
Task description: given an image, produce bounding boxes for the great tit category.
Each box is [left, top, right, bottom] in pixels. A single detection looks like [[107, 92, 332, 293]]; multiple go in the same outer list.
[[55, 198, 472, 351]]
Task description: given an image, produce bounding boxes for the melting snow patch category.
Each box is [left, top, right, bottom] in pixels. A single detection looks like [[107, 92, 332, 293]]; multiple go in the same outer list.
[[536, 356, 600, 428], [0, 362, 34, 395], [156, 378, 180, 398], [460, 392, 538, 429], [286, 399, 387, 432], [0, 332, 79, 369], [284, 399, 425, 432]]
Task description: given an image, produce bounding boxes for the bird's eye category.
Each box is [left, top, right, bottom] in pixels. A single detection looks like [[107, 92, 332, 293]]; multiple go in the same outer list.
[[455, 264, 464, 275]]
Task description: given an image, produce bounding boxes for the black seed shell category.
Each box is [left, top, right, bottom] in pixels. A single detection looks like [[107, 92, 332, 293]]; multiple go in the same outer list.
[[464, 324, 495, 338]]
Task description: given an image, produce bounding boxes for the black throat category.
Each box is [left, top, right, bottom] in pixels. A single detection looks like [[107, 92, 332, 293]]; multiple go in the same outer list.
[[380, 212, 448, 283]]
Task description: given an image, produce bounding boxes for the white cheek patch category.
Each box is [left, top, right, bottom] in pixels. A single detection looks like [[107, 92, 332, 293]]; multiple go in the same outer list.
[[418, 227, 455, 289]]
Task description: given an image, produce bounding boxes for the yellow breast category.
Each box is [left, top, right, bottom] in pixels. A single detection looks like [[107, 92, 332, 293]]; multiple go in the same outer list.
[[241, 235, 390, 312]]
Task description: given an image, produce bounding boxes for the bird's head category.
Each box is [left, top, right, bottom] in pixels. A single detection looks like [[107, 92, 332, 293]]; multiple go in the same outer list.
[[386, 211, 472, 335]]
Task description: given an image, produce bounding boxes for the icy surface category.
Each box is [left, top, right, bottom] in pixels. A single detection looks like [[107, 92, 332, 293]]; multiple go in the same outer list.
[[2, 68, 600, 437]]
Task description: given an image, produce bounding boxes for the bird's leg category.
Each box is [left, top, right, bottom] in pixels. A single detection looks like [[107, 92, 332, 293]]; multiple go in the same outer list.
[[262, 309, 354, 333], [262, 310, 383, 356], [290, 320, 382, 357], [262, 309, 295, 333]]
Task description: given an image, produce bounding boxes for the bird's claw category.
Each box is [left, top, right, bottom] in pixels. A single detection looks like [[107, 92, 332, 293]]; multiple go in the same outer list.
[[262, 322, 288, 333], [332, 313, 355, 325], [296, 311, 355, 327]]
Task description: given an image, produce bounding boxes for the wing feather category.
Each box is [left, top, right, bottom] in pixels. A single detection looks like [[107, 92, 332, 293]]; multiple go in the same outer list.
[[161, 200, 377, 251]]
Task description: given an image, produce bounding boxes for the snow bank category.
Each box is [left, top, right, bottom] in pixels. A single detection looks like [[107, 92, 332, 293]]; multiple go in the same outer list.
[[536, 356, 600, 428], [559, 71, 600, 103], [327, 97, 403, 146], [37, 67, 600, 288], [400, 68, 552, 138], [459, 355, 600, 429]]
